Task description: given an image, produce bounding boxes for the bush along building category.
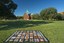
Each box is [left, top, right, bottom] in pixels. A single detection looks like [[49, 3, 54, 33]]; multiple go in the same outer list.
[[23, 10, 32, 20]]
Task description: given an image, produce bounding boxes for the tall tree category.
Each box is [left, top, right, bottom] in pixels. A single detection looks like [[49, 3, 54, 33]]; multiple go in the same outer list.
[[40, 7, 57, 20], [0, 0, 17, 19]]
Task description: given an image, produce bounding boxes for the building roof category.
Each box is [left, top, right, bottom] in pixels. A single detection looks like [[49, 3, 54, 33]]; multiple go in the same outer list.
[[59, 12, 64, 15]]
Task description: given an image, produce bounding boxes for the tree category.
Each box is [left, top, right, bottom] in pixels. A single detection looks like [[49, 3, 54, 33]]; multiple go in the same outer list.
[[32, 13, 41, 20], [55, 13, 64, 20], [40, 7, 57, 20], [55, 13, 62, 20], [62, 15, 64, 20], [17, 16, 23, 19], [0, 0, 17, 19]]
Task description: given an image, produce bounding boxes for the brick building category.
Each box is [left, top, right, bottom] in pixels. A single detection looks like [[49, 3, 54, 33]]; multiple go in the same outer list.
[[23, 13, 31, 20]]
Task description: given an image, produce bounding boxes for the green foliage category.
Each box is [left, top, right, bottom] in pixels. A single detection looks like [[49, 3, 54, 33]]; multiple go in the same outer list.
[[0, 0, 17, 19], [32, 14, 41, 20], [55, 13, 64, 20], [55, 13, 62, 20], [0, 0, 11, 4], [40, 7, 57, 20], [61, 14, 64, 20], [17, 16, 23, 19]]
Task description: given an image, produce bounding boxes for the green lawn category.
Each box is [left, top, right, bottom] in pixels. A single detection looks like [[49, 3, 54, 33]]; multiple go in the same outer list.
[[0, 20, 64, 43]]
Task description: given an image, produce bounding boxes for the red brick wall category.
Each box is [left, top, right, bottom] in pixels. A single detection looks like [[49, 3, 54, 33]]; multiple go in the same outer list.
[[24, 13, 31, 20]]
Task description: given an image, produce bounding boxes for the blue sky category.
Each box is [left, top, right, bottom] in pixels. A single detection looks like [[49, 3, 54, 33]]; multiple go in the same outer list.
[[13, 0, 64, 16]]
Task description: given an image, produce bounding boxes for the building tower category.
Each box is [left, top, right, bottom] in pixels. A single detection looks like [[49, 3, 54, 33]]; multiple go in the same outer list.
[[23, 10, 31, 20]]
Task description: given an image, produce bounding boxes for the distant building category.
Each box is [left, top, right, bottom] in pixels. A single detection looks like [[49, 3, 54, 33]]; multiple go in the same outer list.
[[59, 12, 64, 15], [23, 10, 32, 20]]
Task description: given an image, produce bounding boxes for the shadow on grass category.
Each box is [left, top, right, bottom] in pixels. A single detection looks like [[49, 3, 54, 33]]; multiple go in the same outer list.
[[0, 20, 53, 30]]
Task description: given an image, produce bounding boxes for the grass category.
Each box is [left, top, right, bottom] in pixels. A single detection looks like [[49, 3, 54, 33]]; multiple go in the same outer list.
[[0, 20, 64, 43]]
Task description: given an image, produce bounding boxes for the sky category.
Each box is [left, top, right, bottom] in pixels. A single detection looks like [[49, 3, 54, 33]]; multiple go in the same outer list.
[[13, 0, 64, 16]]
